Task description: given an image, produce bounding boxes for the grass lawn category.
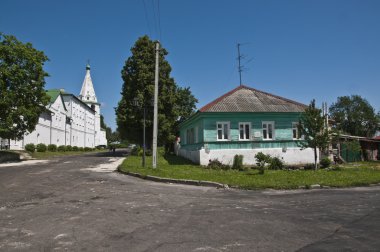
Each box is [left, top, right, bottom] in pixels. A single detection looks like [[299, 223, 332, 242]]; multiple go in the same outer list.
[[31, 149, 106, 159], [119, 154, 380, 190]]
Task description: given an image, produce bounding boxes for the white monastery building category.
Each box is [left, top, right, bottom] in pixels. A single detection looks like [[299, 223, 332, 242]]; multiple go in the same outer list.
[[2, 64, 107, 150]]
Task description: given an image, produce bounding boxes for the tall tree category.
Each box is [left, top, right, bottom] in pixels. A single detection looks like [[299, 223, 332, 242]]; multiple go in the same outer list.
[[0, 33, 49, 140], [115, 35, 197, 149], [329, 95, 379, 137], [298, 100, 330, 170]]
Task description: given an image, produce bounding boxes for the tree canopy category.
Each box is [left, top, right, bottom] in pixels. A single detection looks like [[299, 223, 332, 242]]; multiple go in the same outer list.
[[298, 100, 330, 170], [329, 95, 379, 137], [0, 33, 50, 140], [115, 35, 197, 149]]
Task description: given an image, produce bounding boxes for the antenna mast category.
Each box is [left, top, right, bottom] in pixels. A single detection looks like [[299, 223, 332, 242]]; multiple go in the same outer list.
[[237, 43, 242, 86]]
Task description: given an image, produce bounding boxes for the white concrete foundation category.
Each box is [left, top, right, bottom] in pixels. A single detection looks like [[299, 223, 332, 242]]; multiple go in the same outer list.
[[179, 147, 318, 166]]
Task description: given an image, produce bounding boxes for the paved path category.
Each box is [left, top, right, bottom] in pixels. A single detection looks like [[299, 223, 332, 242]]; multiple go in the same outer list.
[[1, 150, 380, 251]]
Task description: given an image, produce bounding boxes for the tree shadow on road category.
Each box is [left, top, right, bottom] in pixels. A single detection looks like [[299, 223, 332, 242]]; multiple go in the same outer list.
[[87, 149, 129, 158]]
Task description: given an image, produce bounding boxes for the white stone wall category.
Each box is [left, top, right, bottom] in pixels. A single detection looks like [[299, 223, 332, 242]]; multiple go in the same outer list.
[[179, 147, 318, 166]]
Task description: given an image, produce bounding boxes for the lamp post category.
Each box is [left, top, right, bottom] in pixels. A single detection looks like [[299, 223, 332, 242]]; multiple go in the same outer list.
[[133, 97, 153, 167]]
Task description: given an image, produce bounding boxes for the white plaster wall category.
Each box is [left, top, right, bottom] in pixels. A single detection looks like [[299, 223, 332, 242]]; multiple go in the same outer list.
[[180, 147, 318, 166], [178, 148, 200, 164]]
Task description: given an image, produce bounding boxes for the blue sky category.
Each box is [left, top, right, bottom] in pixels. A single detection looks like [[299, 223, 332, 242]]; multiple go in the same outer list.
[[1, 0, 379, 130]]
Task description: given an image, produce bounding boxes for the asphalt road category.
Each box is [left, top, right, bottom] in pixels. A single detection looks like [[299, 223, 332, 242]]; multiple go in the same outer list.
[[0, 149, 380, 252]]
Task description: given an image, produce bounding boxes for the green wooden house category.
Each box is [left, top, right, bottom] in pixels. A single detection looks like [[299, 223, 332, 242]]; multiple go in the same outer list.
[[178, 85, 316, 165]]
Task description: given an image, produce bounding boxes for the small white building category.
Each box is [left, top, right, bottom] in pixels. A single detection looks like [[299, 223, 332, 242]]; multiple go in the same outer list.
[[1, 64, 107, 150]]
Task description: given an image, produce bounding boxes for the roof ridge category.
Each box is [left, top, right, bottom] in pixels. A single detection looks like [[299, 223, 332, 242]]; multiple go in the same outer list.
[[243, 85, 307, 108], [199, 85, 307, 112]]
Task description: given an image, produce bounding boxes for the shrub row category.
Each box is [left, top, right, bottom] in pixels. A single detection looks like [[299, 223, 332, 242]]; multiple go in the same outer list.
[[206, 153, 332, 173], [24, 143, 96, 153]]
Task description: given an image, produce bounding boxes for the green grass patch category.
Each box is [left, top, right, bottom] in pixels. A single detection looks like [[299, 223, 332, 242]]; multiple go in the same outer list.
[[119, 155, 380, 190]]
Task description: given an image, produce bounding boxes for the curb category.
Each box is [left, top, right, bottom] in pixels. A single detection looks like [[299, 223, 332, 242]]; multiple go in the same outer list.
[[117, 167, 228, 189]]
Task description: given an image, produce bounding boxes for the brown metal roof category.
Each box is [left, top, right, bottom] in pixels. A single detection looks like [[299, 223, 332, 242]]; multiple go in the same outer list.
[[199, 85, 307, 113]]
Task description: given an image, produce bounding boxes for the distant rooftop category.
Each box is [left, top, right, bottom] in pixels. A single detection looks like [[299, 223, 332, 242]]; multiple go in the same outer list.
[[199, 85, 307, 113]]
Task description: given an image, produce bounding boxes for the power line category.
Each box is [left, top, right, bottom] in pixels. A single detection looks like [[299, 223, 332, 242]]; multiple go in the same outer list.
[[151, 0, 159, 39], [142, 0, 152, 37], [157, 0, 162, 41]]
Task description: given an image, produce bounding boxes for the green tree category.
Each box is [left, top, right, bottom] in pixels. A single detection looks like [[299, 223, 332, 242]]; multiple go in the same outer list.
[[0, 33, 49, 140], [329, 95, 379, 137], [115, 35, 197, 150], [298, 100, 330, 170]]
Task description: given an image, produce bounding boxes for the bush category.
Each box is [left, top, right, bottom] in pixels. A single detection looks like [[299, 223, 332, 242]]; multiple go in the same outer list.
[[57, 145, 66, 152], [268, 157, 284, 170], [72, 146, 79, 151], [130, 146, 140, 156], [304, 163, 316, 170], [255, 152, 271, 174], [78, 147, 84, 151], [48, 144, 57, 152], [65, 145, 72, 151], [25, 143, 35, 153], [320, 157, 332, 168], [145, 149, 152, 156], [232, 155, 244, 170], [84, 147, 92, 152], [36, 143, 47, 152], [207, 159, 230, 170]]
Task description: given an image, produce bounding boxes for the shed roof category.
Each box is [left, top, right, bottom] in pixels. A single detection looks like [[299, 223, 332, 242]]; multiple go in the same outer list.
[[199, 85, 307, 113]]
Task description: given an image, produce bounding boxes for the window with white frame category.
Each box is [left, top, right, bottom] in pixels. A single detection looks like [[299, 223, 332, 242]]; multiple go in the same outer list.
[[239, 122, 251, 140], [217, 122, 230, 140], [292, 122, 300, 139], [186, 128, 195, 144], [262, 121, 274, 140]]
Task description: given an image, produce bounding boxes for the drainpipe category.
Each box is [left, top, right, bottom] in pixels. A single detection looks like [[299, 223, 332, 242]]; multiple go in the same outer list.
[[50, 111, 55, 145]]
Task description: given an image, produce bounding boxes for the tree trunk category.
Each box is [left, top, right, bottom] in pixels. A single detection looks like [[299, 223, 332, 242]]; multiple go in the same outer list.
[[314, 147, 318, 170]]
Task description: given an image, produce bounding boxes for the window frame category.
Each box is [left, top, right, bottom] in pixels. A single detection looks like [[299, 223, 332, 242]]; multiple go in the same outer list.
[[216, 121, 230, 141], [239, 122, 251, 141], [292, 122, 301, 140], [262, 121, 275, 140]]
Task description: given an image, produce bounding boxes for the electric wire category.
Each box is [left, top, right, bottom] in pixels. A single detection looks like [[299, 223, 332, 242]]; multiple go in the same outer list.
[[142, 0, 152, 37]]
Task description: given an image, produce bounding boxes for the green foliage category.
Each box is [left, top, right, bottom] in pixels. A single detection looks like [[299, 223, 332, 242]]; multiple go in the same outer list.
[[255, 152, 271, 174], [0, 33, 50, 140], [345, 140, 361, 153], [298, 100, 330, 170], [268, 157, 284, 170], [119, 156, 380, 189], [304, 163, 316, 170], [65, 145, 72, 151], [207, 159, 230, 170], [232, 155, 244, 170], [329, 95, 379, 137], [47, 144, 57, 152], [72, 146, 79, 151], [24, 143, 35, 153], [320, 157, 332, 168], [57, 145, 66, 152], [115, 35, 198, 147], [130, 146, 140, 156], [36, 143, 47, 152], [78, 147, 84, 151], [84, 147, 92, 151]]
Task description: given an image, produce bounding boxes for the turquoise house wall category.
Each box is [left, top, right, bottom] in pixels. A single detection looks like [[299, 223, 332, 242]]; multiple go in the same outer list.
[[179, 112, 303, 150]]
